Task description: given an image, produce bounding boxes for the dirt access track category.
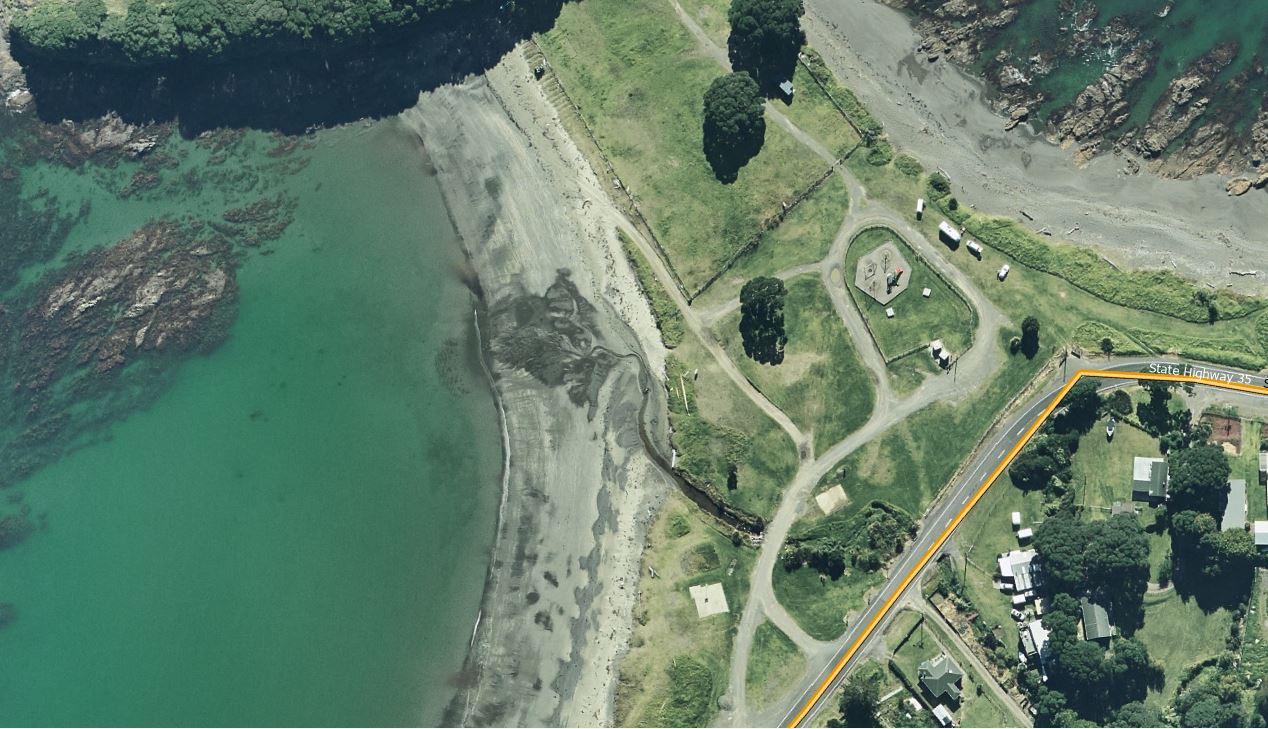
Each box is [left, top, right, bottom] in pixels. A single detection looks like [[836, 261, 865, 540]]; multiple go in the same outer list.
[[788, 367, 1268, 727]]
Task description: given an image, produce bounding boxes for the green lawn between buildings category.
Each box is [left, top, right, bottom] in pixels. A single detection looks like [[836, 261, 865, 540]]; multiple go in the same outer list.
[[717, 274, 875, 455], [843, 226, 975, 362]]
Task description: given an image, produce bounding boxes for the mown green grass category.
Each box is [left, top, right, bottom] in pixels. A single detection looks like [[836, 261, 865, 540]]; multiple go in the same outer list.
[[619, 229, 686, 348], [1071, 417, 1161, 511], [666, 334, 799, 520], [910, 196, 1268, 370], [1238, 421, 1266, 520], [1136, 589, 1233, 708], [844, 226, 975, 361], [717, 274, 875, 454], [616, 493, 757, 726], [746, 621, 806, 710], [938, 210, 1264, 324], [538, 0, 829, 291], [777, 334, 1050, 639], [691, 172, 849, 310]]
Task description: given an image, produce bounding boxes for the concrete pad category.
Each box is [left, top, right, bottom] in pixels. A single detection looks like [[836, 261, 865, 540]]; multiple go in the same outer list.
[[689, 582, 729, 618], [922, 287, 931, 297], [815, 484, 849, 515], [885, 307, 895, 318]]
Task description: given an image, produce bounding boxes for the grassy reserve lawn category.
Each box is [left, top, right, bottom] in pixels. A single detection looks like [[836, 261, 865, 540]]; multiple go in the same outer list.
[[616, 493, 757, 726], [1135, 589, 1234, 708], [843, 226, 975, 362], [775, 334, 1051, 640], [745, 621, 806, 710], [913, 195, 1268, 369], [666, 332, 799, 521], [690, 173, 849, 311], [537, 0, 830, 292], [716, 274, 876, 454]]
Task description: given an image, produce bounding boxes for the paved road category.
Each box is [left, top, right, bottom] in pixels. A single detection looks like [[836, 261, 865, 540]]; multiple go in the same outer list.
[[782, 358, 1268, 727]]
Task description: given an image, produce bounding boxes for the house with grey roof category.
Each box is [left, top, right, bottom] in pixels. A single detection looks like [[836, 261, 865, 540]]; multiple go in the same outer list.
[[918, 653, 964, 704], [1223, 479, 1248, 531], [1080, 598, 1114, 642], [1131, 456, 1169, 503]]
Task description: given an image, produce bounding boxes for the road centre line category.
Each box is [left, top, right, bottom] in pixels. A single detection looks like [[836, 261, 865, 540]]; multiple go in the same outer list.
[[787, 368, 1268, 727]]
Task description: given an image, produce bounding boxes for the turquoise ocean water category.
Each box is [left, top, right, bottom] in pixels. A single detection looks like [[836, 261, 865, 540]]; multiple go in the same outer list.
[[0, 119, 500, 725]]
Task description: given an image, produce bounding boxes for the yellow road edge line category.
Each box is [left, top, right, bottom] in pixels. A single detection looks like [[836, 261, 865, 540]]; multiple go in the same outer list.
[[788, 367, 1268, 727]]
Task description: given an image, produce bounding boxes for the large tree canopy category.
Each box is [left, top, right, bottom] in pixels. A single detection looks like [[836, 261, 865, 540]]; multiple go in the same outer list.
[[739, 276, 788, 365], [833, 673, 880, 727], [702, 71, 766, 182], [1168, 443, 1231, 518], [726, 0, 804, 91]]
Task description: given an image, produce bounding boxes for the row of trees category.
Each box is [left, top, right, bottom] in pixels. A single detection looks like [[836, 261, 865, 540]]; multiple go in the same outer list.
[[700, 0, 803, 180], [10, 0, 549, 65]]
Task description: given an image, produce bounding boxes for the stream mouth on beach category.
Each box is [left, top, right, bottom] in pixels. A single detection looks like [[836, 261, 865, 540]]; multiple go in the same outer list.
[[0, 114, 503, 724]]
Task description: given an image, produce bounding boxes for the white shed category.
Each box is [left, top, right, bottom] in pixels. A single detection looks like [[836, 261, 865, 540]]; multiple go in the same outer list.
[[938, 221, 962, 245], [916, 198, 926, 219]]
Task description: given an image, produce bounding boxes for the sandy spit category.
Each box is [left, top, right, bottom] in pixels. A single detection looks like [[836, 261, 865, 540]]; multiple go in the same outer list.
[[805, 0, 1268, 293], [400, 49, 673, 726]]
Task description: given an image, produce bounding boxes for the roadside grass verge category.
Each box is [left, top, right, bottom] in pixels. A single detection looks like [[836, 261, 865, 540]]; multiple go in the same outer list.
[[619, 229, 686, 347], [746, 621, 806, 710], [844, 226, 975, 361], [775, 335, 1051, 640], [615, 493, 756, 726], [538, 0, 828, 291], [666, 334, 799, 521], [1238, 421, 1265, 520], [690, 173, 849, 312], [1070, 321, 1149, 356], [716, 274, 875, 454]]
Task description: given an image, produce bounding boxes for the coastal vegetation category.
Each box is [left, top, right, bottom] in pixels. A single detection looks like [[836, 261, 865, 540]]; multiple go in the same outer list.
[[618, 230, 685, 348], [9, 0, 559, 64], [718, 275, 875, 454], [615, 493, 755, 726]]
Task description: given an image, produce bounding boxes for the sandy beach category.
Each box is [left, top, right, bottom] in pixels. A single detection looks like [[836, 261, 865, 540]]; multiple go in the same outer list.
[[804, 0, 1268, 293], [402, 50, 673, 726]]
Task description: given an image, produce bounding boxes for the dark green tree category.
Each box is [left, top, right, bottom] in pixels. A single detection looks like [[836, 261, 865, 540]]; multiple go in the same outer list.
[[727, 0, 804, 91], [118, 0, 178, 63], [1106, 638, 1162, 700], [1084, 515, 1150, 624], [1020, 316, 1040, 358], [1055, 379, 1103, 434], [702, 71, 767, 182], [739, 276, 788, 365], [835, 673, 880, 727], [1034, 515, 1087, 594], [1009, 434, 1072, 491], [1168, 443, 1231, 518], [1107, 701, 1163, 728], [1106, 389, 1132, 416]]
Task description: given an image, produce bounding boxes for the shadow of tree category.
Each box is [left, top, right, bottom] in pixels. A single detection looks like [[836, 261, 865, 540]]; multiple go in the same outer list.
[[11, 1, 566, 137]]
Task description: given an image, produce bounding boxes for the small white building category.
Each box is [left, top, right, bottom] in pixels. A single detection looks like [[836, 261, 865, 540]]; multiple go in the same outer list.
[[885, 307, 896, 318], [1011, 511, 1022, 529], [932, 704, 955, 727], [1255, 521, 1268, 552], [922, 287, 932, 298], [1017, 527, 1033, 543], [916, 198, 926, 220], [931, 339, 944, 354], [938, 221, 962, 245], [937, 351, 951, 368], [778, 80, 794, 99]]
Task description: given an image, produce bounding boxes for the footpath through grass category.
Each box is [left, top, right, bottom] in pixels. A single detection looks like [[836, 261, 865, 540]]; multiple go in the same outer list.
[[844, 226, 975, 361], [775, 335, 1052, 640], [717, 274, 875, 455], [538, 0, 829, 292], [616, 493, 756, 726], [745, 621, 805, 710]]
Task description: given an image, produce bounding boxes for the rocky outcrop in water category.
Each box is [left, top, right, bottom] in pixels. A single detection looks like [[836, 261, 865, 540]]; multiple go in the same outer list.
[[897, 0, 1268, 185]]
